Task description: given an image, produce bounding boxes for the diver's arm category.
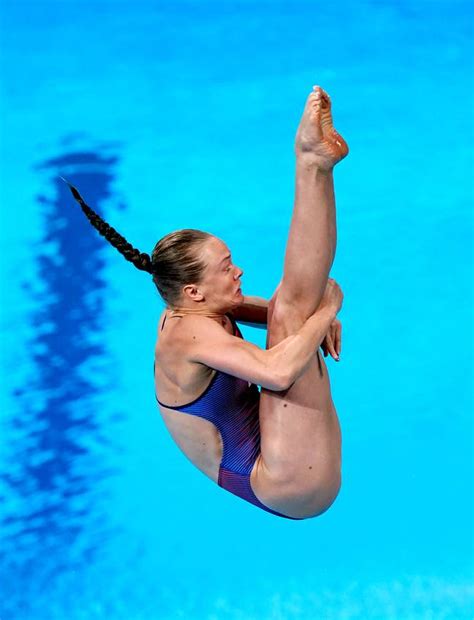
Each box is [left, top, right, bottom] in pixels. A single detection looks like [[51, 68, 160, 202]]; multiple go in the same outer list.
[[231, 295, 268, 327], [185, 305, 337, 391]]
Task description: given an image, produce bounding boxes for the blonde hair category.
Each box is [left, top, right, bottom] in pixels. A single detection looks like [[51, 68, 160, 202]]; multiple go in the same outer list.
[[63, 179, 212, 307]]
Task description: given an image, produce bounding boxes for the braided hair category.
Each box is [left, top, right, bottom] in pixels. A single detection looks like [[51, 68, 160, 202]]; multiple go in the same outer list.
[[62, 177, 153, 273], [62, 178, 212, 306]]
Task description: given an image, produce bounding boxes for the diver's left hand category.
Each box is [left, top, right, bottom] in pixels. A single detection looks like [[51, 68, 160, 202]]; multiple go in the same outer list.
[[321, 318, 342, 361]]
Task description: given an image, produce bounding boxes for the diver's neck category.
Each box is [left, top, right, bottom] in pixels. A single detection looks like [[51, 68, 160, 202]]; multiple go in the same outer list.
[[167, 305, 227, 318]]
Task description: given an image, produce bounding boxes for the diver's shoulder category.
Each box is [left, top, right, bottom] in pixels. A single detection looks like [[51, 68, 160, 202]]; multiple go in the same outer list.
[[180, 313, 237, 338]]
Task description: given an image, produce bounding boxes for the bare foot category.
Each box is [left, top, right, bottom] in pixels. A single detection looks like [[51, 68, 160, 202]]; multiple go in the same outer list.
[[295, 86, 349, 170]]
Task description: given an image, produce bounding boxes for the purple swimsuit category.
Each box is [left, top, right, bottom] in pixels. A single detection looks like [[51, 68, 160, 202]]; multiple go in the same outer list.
[[154, 313, 301, 519]]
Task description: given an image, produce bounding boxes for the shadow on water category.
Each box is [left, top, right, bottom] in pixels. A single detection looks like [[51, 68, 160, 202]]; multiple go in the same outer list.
[[0, 145, 125, 614]]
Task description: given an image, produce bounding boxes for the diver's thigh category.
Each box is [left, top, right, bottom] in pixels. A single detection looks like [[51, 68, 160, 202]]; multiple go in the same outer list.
[[258, 295, 339, 478]]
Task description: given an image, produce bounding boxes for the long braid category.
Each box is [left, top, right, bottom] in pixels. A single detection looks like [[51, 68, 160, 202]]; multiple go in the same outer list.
[[61, 177, 154, 274]]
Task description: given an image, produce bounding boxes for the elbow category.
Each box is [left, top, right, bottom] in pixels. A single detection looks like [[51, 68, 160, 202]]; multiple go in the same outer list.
[[275, 370, 294, 392], [264, 369, 290, 392], [265, 352, 294, 391]]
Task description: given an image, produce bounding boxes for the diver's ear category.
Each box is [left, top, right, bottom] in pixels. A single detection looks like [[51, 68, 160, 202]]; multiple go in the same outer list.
[[182, 284, 205, 302]]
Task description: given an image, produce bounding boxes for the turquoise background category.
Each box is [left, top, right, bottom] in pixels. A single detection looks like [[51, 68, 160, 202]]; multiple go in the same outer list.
[[0, 1, 472, 618]]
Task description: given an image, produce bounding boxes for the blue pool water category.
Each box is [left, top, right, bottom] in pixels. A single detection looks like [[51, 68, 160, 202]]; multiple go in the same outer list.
[[0, 1, 472, 618]]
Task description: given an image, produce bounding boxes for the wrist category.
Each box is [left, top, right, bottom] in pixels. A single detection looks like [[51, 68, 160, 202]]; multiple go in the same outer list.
[[312, 304, 337, 326]]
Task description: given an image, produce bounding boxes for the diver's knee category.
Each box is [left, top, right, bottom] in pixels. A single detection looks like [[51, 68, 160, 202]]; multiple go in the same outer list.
[[268, 295, 307, 342], [273, 275, 324, 322]]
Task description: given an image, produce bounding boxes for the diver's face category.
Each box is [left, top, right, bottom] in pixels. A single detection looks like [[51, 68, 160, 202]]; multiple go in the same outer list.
[[198, 237, 244, 310]]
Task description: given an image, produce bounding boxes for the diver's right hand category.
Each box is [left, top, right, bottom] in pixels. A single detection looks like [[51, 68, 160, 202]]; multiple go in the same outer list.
[[319, 278, 344, 314]]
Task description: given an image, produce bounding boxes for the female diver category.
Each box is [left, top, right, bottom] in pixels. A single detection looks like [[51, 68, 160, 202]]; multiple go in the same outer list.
[[63, 85, 348, 520]]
